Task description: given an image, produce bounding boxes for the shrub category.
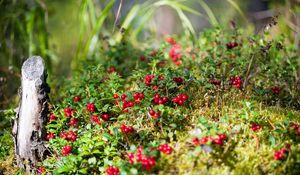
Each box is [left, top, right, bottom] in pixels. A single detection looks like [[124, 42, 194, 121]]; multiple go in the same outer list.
[[40, 27, 300, 175]]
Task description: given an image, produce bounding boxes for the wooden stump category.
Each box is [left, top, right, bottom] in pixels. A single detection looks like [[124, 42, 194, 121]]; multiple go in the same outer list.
[[12, 56, 49, 173]]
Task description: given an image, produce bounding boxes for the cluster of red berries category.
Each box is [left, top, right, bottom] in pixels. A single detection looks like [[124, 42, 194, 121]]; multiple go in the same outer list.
[[106, 166, 119, 175], [192, 137, 209, 145], [91, 115, 101, 124], [210, 134, 227, 145], [120, 124, 134, 133], [172, 77, 183, 84], [62, 145, 72, 156], [64, 107, 75, 117], [290, 122, 300, 135], [73, 95, 80, 102], [169, 44, 182, 66], [157, 144, 172, 155], [172, 94, 188, 105], [133, 92, 145, 104], [86, 103, 96, 112], [127, 146, 156, 170], [152, 94, 168, 105], [230, 75, 242, 89], [60, 130, 77, 141], [149, 109, 160, 119], [46, 132, 55, 140], [271, 86, 281, 94], [145, 74, 154, 86], [274, 149, 288, 160], [49, 114, 58, 122], [69, 118, 78, 126], [91, 114, 109, 123], [165, 36, 176, 45], [210, 79, 221, 86], [251, 122, 261, 132], [37, 166, 46, 174], [107, 66, 116, 74], [193, 134, 227, 146], [226, 42, 238, 49], [114, 94, 135, 112]]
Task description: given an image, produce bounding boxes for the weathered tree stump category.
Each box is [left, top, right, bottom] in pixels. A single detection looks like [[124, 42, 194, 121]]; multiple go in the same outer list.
[[12, 56, 49, 173]]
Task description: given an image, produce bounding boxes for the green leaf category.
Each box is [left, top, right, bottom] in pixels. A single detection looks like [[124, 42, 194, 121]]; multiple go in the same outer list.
[[268, 134, 276, 146], [88, 157, 97, 165]]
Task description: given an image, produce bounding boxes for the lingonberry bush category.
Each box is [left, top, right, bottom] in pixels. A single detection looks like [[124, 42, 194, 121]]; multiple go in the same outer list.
[[39, 28, 300, 175]]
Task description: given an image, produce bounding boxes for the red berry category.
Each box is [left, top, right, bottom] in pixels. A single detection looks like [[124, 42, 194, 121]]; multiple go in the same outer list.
[[86, 103, 96, 112], [106, 166, 119, 175], [62, 145, 72, 155], [113, 94, 119, 99], [251, 122, 261, 132], [155, 94, 160, 99], [153, 112, 160, 119], [140, 55, 146, 61], [46, 133, 55, 140], [64, 107, 75, 117], [121, 94, 127, 100], [274, 149, 288, 160], [178, 100, 184, 105], [296, 128, 300, 135], [107, 66, 116, 73], [158, 144, 172, 155], [152, 86, 159, 91], [182, 94, 188, 101], [49, 114, 58, 122], [73, 96, 80, 102], [172, 97, 179, 103], [218, 134, 227, 140], [37, 166, 46, 174], [139, 93, 144, 99], [199, 137, 208, 144], [102, 113, 109, 121], [212, 138, 223, 145], [128, 101, 135, 107], [162, 97, 168, 102], [133, 93, 139, 100], [192, 138, 199, 145], [92, 115, 99, 122], [149, 110, 155, 116], [69, 118, 78, 126], [165, 36, 176, 45], [158, 99, 164, 104], [226, 42, 238, 49], [271, 86, 281, 94], [60, 132, 69, 139]]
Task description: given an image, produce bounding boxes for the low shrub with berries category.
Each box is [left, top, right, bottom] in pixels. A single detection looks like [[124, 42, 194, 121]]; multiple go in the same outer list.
[[38, 27, 300, 175]]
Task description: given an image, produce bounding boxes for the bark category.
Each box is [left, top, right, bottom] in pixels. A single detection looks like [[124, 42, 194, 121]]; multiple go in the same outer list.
[[12, 56, 49, 174]]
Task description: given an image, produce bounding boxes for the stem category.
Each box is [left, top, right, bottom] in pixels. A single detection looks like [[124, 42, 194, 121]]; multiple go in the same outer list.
[[243, 53, 254, 89]]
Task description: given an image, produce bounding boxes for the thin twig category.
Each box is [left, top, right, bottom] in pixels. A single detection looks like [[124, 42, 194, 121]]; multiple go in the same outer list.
[[243, 54, 254, 88], [267, 118, 276, 130]]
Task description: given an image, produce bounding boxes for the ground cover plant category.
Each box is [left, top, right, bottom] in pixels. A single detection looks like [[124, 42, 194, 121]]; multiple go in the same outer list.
[[30, 26, 300, 175]]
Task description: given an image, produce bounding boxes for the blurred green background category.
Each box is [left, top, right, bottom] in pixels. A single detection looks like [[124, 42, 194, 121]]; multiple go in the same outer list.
[[0, 0, 299, 109]]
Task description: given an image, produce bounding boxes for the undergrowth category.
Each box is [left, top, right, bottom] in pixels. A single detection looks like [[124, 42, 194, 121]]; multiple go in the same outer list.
[[3, 27, 300, 175]]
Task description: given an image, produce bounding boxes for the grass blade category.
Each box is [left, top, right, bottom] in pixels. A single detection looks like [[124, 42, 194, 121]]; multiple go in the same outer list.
[[198, 0, 219, 26], [81, 0, 115, 64], [226, 0, 248, 23]]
